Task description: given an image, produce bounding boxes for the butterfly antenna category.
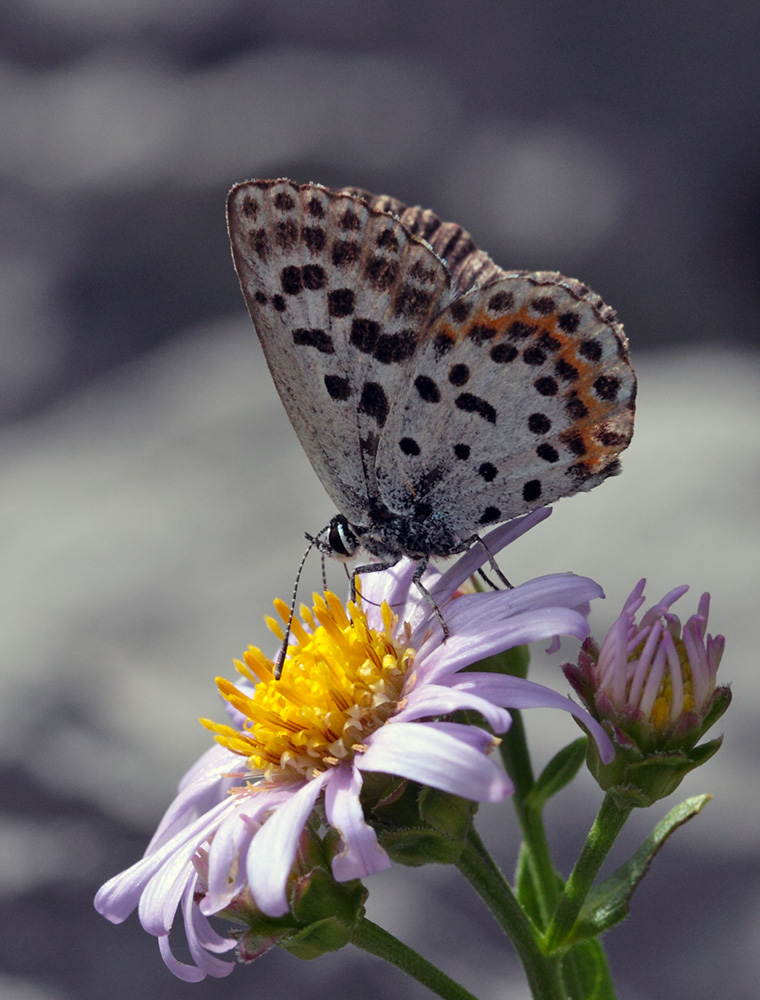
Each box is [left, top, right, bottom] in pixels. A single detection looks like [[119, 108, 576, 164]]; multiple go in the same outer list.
[[274, 522, 331, 680]]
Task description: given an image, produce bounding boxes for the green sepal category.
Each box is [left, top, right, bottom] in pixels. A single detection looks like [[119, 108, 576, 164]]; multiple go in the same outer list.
[[563, 939, 616, 1000], [568, 794, 711, 943], [526, 737, 588, 809], [587, 722, 724, 808], [364, 773, 476, 867], [418, 785, 477, 841], [699, 685, 732, 736], [279, 869, 368, 960], [228, 825, 367, 963]]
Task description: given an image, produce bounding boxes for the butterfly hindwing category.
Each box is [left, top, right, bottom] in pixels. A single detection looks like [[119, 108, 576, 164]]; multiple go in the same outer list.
[[376, 271, 636, 536]]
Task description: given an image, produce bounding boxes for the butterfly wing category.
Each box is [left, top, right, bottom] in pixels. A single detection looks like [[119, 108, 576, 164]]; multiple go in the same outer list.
[[376, 271, 636, 541], [341, 189, 507, 295], [229, 179, 635, 556], [227, 179, 460, 523]]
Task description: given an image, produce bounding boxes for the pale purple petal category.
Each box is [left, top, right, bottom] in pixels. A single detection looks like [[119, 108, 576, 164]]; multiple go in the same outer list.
[[356, 722, 512, 801], [360, 558, 418, 630], [423, 720, 503, 754], [430, 509, 552, 601], [418, 606, 591, 683], [202, 786, 294, 915], [247, 772, 330, 917], [183, 877, 236, 976], [148, 744, 244, 853], [139, 851, 198, 936], [188, 888, 238, 955], [453, 673, 615, 763], [640, 585, 690, 628], [202, 811, 255, 914], [394, 683, 512, 732], [158, 933, 208, 983], [324, 765, 390, 881], [153, 883, 234, 982], [95, 796, 234, 924]]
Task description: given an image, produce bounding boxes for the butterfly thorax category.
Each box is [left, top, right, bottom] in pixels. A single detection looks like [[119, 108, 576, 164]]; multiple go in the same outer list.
[[343, 500, 465, 561]]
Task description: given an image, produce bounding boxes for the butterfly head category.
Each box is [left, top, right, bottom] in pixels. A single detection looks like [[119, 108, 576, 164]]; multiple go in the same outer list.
[[327, 515, 360, 562]]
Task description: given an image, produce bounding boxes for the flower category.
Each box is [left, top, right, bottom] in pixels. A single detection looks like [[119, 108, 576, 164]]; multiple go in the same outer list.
[[95, 509, 613, 980], [564, 579, 730, 804]]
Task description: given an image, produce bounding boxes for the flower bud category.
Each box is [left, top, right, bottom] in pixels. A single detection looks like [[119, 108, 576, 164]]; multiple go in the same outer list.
[[564, 580, 730, 806]]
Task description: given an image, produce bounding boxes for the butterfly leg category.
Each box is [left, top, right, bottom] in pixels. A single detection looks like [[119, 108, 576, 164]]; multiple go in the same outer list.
[[476, 566, 499, 591], [350, 559, 399, 603], [464, 535, 513, 589], [411, 559, 451, 640]]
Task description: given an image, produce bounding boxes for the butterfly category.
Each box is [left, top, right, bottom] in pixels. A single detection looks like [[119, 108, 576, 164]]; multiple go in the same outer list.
[[227, 178, 636, 650]]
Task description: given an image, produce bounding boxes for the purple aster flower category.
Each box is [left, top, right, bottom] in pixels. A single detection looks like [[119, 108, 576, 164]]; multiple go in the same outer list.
[[95, 509, 613, 980]]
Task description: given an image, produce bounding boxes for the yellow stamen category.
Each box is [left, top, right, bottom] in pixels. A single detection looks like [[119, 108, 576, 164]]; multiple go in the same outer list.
[[201, 591, 414, 782], [630, 635, 696, 731]]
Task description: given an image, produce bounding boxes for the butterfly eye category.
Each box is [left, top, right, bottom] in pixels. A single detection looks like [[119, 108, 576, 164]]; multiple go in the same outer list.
[[328, 516, 359, 560]]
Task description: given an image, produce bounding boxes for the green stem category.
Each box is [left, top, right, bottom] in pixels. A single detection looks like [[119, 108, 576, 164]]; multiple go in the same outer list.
[[352, 917, 480, 1000], [499, 710, 561, 924], [458, 829, 566, 1000], [545, 793, 634, 951]]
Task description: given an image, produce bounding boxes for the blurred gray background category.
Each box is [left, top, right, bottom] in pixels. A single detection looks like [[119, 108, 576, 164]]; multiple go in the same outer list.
[[1, 2, 758, 999]]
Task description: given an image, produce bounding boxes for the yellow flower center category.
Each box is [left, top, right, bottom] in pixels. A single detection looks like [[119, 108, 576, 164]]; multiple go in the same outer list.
[[650, 636, 695, 729], [200, 591, 414, 782]]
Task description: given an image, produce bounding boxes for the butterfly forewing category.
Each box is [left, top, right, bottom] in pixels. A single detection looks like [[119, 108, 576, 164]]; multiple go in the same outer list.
[[227, 179, 455, 521]]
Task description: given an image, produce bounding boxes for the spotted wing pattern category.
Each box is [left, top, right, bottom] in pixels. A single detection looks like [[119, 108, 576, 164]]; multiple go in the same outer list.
[[229, 179, 473, 522], [377, 272, 635, 537], [227, 179, 636, 557]]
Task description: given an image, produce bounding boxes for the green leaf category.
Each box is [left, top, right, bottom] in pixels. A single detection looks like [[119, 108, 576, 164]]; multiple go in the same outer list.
[[564, 939, 617, 1000], [527, 738, 588, 808], [514, 841, 565, 930], [514, 841, 544, 926], [571, 794, 711, 941]]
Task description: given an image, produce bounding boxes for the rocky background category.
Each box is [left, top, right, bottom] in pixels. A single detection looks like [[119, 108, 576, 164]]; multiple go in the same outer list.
[[2, 3, 759, 999]]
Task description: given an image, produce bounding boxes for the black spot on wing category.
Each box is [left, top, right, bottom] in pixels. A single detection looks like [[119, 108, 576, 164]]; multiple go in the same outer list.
[[359, 382, 389, 426], [328, 288, 355, 317], [479, 506, 501, 525], [490, 343, 518, 364], [448, 363, 470, 386], [415, 375, 441, 403], [324, 374, 352, 400], [293, 328, 334, 354], [332, 240, 360, 268], [528, 413, 551, 434], [455, 393, 496, 423]]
